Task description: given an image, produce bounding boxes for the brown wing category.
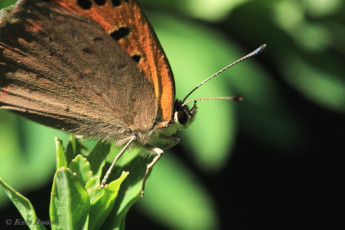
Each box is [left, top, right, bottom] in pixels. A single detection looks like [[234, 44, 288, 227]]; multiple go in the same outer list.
[[0, 0, 158, 141], [51, 0, 175, 127]]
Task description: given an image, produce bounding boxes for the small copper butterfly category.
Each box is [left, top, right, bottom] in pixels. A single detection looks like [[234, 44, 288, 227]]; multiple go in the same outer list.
[[0, 0, 265, 197]]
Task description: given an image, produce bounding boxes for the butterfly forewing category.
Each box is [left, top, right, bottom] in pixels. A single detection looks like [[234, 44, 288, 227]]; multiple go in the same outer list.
[[51, 0, 175, 126], [0, 0, 158, 141]]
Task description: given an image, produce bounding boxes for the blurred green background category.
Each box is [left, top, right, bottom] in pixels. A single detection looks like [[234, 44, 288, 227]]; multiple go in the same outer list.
[[1, 0, 344, 229]]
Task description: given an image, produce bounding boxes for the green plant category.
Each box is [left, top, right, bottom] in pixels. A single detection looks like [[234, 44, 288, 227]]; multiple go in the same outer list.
[[0, 136, 152, 230]]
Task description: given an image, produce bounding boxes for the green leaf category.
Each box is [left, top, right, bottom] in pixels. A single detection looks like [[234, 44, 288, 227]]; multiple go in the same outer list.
[[281, 53, 345, 113], [88, 171, 128, 230], [85, 176, 100, 191], [85, 177, 101, 215], [65, 136, 77, 163], [66, 136, 88, 161], [49, 168, 90, 230], [50, 138, 131, 230], [55, 138, 67, 169], [69, 155, 93, 188], [0, 177, 46, 230], [101, 147, 153, 229]]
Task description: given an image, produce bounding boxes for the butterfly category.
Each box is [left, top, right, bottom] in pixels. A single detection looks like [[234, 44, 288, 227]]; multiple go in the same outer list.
[[0, 0, 265, 197]]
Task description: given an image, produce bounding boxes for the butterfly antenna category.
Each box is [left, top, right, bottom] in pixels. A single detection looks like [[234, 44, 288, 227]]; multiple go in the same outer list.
[[182, 96, 243, 107], [182, 44, 266, 103]]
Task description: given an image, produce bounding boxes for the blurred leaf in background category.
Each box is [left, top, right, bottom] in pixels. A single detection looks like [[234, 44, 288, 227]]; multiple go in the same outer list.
[[1, 0, 344, 229]]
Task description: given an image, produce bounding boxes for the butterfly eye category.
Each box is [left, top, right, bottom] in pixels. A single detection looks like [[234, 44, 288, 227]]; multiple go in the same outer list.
[[176, 110, 188, 125], [173, 101, 195, 128]]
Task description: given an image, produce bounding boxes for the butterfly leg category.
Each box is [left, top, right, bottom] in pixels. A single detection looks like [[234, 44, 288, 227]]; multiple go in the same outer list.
[[141, 147, 164, 198], [100, 136, 136, 188]]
